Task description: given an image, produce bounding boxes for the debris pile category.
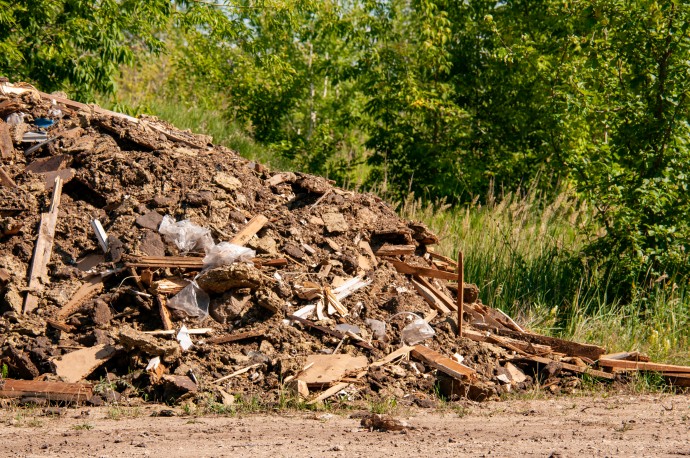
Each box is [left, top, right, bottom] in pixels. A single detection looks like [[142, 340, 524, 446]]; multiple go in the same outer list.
[[0, 82, 687, 407]]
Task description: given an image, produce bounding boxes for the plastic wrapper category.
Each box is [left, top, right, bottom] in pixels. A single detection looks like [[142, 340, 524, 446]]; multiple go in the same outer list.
[[159, 215, 214, 253], [167, 281, 209, 319], [365, 318, 387, 340], [202, 242, 256, 269], [391, 312, 435, 345]]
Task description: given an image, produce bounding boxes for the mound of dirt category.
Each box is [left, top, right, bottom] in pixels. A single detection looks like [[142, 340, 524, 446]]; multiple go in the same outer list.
[[1, 82, 683, 409]]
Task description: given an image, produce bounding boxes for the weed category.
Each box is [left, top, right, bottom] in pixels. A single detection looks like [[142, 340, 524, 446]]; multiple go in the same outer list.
[[107, 406, 141, 420], [73, 423, 93, 431], [367, 397, 398, 415]]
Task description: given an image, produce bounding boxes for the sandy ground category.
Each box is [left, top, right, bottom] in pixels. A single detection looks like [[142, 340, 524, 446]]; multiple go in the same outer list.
[[0, 394, 688, 458]]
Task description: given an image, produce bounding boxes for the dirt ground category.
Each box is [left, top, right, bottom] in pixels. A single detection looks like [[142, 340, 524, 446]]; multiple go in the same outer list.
[[1, 394, 688, 457]]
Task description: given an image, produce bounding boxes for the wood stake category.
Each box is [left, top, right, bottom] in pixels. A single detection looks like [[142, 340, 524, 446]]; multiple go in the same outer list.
[[457, 251, 464, 337]]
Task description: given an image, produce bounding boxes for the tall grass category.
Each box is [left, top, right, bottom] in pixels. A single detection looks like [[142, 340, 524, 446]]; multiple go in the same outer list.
[[400, 188, 690, 364]]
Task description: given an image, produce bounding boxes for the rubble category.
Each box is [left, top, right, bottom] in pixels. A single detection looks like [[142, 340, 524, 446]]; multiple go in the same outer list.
[[0, 81, 687, 408]]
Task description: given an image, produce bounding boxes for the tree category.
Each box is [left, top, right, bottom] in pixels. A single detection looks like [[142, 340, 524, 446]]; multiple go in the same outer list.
[[0, 0, 173, 101]]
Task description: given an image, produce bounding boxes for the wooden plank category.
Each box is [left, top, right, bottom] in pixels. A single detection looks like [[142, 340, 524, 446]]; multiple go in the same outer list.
[[457, 251, 464, 337], [599, 351, 650, 362], [230, 214, 268, 246], [411, 277, 451, 314], [598, 359, 690, 374], [411, 345, 476, 380], [297, 355, 368, 387], [306, 382, 350, 405], [56, 275, 105, 320], [157, 295, 173, 331], [124, 255, 287, 270], [52, 344, 118, 383], [46, 318, 75, 333], [206, 329, 264, 345], [414, 276, 457, 311], [23, 176, 63, 313], [463, 329, 553, 356], [374, 244, 416, 256], [662, 373, 690, 387], [287, 314, 374, 350], [519, 355, 615, 380], [0, 379, 93, 403], [473, 323, 606, 361], [383, 258, 457, 281], [0, 165, 16, 188]]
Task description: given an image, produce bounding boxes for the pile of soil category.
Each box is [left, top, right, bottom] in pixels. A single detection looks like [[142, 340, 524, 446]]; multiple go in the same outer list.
[[0, 83, 608, 408]]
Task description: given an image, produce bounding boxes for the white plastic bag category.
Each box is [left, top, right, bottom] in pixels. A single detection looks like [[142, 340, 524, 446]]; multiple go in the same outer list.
[[202, 242, 255, 269], [365, 318, 387, 340], [167, 281, 209, 319], [159, 215, 214, 253]]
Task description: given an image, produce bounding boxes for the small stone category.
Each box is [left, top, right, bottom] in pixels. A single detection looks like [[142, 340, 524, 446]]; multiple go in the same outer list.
[[322, 212, 349, 233], [135, 211, 164, 230], [138, 230, 166, 257], [214, 173, 243, 191], [196, 263, 263, 294]]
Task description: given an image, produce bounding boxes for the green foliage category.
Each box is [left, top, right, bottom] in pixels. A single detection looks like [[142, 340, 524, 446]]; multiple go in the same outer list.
[[0, 0, 173, 101]]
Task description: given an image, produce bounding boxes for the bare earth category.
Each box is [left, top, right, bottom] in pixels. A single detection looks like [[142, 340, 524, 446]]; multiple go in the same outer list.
[[1, 394, 688, 458]]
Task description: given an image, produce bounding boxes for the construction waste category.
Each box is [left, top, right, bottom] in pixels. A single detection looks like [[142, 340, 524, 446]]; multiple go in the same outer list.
[[0, 81, 687, 408]]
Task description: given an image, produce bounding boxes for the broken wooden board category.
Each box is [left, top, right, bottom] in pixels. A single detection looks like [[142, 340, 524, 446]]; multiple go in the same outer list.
[[374, 244, 416, 256], [473, 323, 606, 361], [124, 255, 287, 270], [23, 176, 63, 313], [156, 295, 173, 331], [517, 355, 615, 380], [0, 379, 93, 403], [152, 277, 190, 295], [411, 277, 451, 314], [463, 329, 553, 356], [306, 382, 351, 405], [56, 274, 105, 320], [231, 214, 268, 246], [297, 354, 368, 387], [598, 359, 690, 374], [662, 373, 690, 387], [599, 351, 650, 362], [0, 165, 16, 188], [287, 314, 374, 350], [414, 275, 457, 311], [383, 258, 457, 281], [52, 344, 118, 383], [206, 329, 264, 345], [370, 346, 413, 368], [411, 345, 476, 380]]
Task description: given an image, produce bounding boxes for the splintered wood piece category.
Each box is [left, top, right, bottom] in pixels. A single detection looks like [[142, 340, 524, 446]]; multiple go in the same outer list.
[[306, 382, 351, 405], [428, 251, 458, 268], [324, 287, 348, 316], [287, 314, 374, 350], [463, 329, 553, 356], [598, 359, 690, 374], [297, 355, 368, 387], [519, 355, 615, 380], [157, 295, 173, 331], [370, 346, 414, 368], [384, 258, 457, 281], [374, 244, 416, 256], [411, 277, 451, 314], [46, 318, 75, 333], [492, 308, 525, 333], [599, 351, 650, 362], [23, 176, 63, 313], [212, 363, 262, 384], [206, 329, 264, 345], [231, 214, 268, 246], [0, 379, 93, 403], [423, 309, 438, 323], [52, 344, 118, 383], [472, 323, 606, 361], [56, 275, 105, 320], [0, 165, 16, 188], [415, 275, 457, 311], [411, 345, 476, 380], [153, 277, 190, 295], [124, 255, 287, 269], [358, 241, 378, 268], [0, 119, 13, 158]]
